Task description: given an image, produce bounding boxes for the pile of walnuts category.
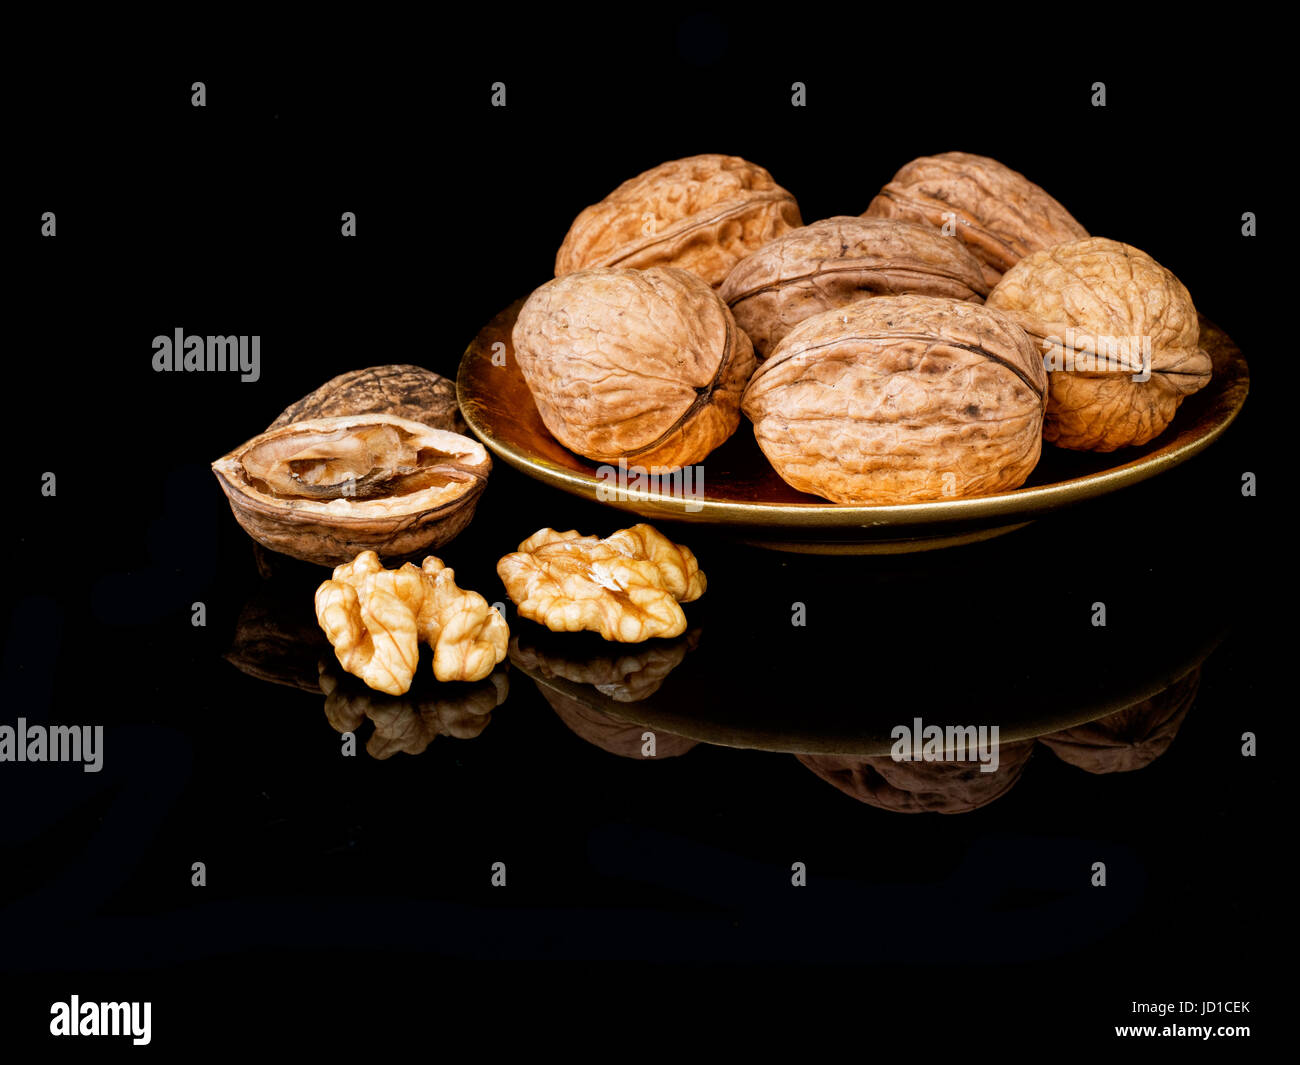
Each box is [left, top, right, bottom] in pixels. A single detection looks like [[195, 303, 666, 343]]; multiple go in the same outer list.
[[513, 152, 1213, 503]]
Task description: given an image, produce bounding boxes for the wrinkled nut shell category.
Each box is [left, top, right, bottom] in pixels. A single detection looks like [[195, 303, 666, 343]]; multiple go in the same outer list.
[[213, 413, 491, 566], [864, 151, 1088, 288], [268, 364, 466, 434], [497, 524, 706, 643], [986, 237, 1213, 451], [741, 295, 1047, 504], [555, 153, 803, 288], [512, 266, 756, 468], [798, 742, 1034, 813], [720, 216, 990, 357], [1037, 668, 1198, 774]]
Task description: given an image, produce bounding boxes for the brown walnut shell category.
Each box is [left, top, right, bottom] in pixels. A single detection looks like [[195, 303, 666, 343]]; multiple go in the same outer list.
[[719, 216, 990, 358], [741, 295, 1047, 503], [212, 413, 491, 565], [986, 237, 1213, 451], [1037, 667, 1198, 774], [268, 364, 466, 435], [798, 741, 1034, 814], [864, 151, 1089, 288], [555, 154, 802, 289], [512, 266, 756, 468]]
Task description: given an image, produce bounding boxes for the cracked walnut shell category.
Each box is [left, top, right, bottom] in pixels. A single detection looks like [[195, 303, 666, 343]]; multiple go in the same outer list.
[[497, 525, 705, 642], [719, 216, 990, 358], [986, 237, 1213, 451], [511, 266, 756, 467], [741, 295, 1047, 503], [268, 364, 466, 435], [315, 549, 508, 694], [555, 154, 802, 288], [864, 152, 1088, 288], [213, 414, 490, 565]]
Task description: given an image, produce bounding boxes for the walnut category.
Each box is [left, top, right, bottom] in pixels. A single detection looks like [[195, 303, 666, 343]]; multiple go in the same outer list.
[[986, 237, 1213, 451], [864, 152, 1088, 288], [535, 687, 698, 760], [213, 414, 491, 565], [509, 628, 701, 702], [719, 216, 989, 357], [315, 549, 508, 694], [496, 524, 705, 642], [798, 741, 1034, 813], [1038, 668, 1198, 774], [319, 658, 508, 759], [555, 153, 802, 288], [268, 364, 466, 435], [511, 267, 756, 467], [741, 295, 1047, 503]]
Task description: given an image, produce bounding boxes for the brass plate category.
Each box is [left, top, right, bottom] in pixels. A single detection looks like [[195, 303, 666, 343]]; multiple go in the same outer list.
[[457, 299, 1249, 553]]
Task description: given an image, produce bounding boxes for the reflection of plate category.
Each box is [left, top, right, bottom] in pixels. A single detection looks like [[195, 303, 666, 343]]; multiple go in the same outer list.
[[457, 300, 1249, 554]]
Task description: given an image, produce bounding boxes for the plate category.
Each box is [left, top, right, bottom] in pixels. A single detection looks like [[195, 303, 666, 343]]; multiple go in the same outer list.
[[457, 299, 1249, 553]]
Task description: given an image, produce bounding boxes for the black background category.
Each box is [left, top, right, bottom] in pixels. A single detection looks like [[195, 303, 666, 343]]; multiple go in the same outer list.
[[5, 17, 1283, 1054]]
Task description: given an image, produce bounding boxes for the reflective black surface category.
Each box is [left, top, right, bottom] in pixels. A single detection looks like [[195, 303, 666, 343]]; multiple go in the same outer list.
[[7, 27, 1281, 1053]]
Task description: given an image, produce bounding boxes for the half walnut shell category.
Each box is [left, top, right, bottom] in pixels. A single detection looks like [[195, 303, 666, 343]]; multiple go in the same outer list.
[[555, 153, 802, 289], [986, 237, 1213, 451], [864, 151, 1088, 288], [512, 266, 756, 467], [212, 413, 491, 566], [742, 295, 1047, 504], [719, 216, 990, 357], [268, 364, 466, 435]]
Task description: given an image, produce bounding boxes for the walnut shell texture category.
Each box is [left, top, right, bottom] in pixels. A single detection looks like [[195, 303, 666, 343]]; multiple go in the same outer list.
[[719, 216, 990, 357], [212, 414, 491, 565], [864, 152, 1089, 288], [268, 364, 466, 435], [512, 266, 756, 467], [555, 154, 803, 288], [798, 741, 1034, 813], [986, 237, 1213, 451], [742, 295, 1047, 503], [1037, 668, 1198, 774]]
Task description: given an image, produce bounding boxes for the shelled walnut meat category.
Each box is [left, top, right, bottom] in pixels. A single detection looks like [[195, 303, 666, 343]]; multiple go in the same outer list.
[[512, 266, 755, 468], [212, 413, 491, 565], [864, 152, 1089, 288], [315, 549, 509, 694], [498, 524, 706, 642], [986, 237, 1213, 451], [555, 154, 802, 289], [742, 295, 1047, 503], [719, 216, 990, 358]]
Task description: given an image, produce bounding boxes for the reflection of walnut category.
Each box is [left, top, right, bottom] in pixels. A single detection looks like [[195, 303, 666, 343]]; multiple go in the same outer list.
[[509, 629, 701, 702], [315, 550, 508, 694], [319, 658, 508, 759], [497, 525, 705, 642], [798, 742, 1034, 814]]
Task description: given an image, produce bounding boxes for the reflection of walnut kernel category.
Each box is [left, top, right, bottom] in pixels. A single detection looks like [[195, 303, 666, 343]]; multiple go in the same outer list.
[[497, 525, 705, 642], [315, 549, 508, 694]]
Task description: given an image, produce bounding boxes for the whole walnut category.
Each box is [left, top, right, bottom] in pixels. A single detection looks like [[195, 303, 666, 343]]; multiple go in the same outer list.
[[719, 216, 990, 358], [864, 151, 1088, 288], [555, 154, 802, 289], [512, 267, 756, 467], [741, 295, 1047, 503], [986, 237, 1213, 451]]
